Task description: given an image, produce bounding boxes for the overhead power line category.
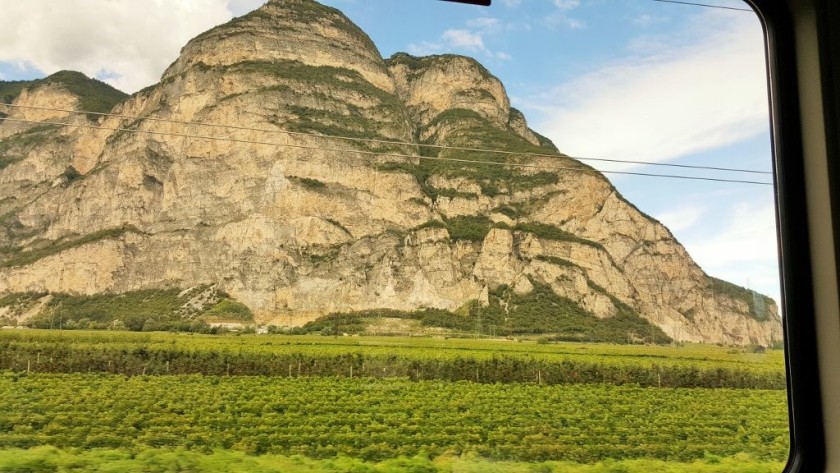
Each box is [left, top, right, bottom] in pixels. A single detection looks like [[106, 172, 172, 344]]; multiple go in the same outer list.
[[651, 0, 754, 12], [0, 115, 774, 186], [0, 103, 771, 175]]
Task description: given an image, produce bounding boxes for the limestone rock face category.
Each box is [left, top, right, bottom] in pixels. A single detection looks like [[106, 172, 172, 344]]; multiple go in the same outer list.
[[0, 82, 79, 139], [0, 0, 782, 345]]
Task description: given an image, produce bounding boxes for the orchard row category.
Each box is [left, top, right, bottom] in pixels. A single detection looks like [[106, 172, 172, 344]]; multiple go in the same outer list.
[[0, 373, 790, 463]]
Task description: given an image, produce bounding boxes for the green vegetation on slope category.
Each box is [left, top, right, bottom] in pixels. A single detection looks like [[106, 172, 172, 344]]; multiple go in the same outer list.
[[421, 109, 565, 195], [377, 108, 568, 199], [24, 289, 187, 331], [203, 299, 254, 322], [478, 281, 672, 343], [710, 277, 776, 321], [234, 60, 398, 106], [219, 60, 407, 147], [0, 71, 125, 123], [0, 155, 18, 170], [288, 176, 327, 190], [3, 287, 253, 331], [39, 70, 127, 116], [414, 217, 605, 250], [0, 226, 139, 268], [445, 215, 495, 241], [511, 222, 606, 250], [294, 279, 670, 345], [294, 307, 471, 335], [0, 124, 62, 169], [0, 80, 35, 107], [494, 202, 527, 219], [280, 0, 379, 53], [189, 8, 276, 43], [388, 52, 498, 85], [191, 2, 378, 55], [285, 103, 398, 144], [533, 130, 560, 152], [415, 215, 496, 242]]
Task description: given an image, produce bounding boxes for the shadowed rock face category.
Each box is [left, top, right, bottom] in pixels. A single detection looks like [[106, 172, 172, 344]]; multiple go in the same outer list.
[[0, 0, 781, 345]]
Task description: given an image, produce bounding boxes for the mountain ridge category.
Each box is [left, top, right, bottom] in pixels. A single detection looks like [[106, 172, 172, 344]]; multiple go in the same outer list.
[[0, 0, 781, 345]]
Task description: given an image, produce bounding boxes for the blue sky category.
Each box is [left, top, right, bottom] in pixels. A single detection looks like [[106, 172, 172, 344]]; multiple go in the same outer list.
[[0, 0, 780, 304]]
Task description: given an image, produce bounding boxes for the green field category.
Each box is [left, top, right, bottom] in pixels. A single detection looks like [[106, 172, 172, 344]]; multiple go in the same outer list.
[[0, 330, 790, 472], [0, 330, 786, 382], [0, 447, 786, 473]]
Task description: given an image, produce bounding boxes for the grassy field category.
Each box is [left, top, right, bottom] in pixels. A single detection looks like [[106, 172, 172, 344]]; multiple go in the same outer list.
[[0, 447, 787, 473], [0, 330, 790, 471]]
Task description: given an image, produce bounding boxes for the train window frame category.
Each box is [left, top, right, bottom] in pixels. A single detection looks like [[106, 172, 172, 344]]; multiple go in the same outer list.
[[738, 0, 834, 471]]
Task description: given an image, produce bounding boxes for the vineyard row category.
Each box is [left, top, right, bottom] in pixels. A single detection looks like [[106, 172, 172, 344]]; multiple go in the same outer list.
[[0, 341, 786, 389]]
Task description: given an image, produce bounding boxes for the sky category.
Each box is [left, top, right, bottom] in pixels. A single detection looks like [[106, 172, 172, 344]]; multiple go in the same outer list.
[[0, 0, 781, 305]]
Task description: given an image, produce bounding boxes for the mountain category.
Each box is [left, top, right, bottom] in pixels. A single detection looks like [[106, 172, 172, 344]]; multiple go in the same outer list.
[[0, 0, 781, 345]]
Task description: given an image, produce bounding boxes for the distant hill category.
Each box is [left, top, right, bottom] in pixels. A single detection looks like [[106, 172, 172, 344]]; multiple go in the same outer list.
[[0, 70, 126, 117]]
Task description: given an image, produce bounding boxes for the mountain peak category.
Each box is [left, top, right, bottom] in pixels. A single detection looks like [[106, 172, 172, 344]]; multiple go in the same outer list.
[[0, 0, 782, 345], [161, 0, 384, 89]]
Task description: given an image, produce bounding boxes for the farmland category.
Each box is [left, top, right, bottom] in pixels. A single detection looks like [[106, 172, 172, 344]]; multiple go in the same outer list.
[[0, 330, 789, 472]]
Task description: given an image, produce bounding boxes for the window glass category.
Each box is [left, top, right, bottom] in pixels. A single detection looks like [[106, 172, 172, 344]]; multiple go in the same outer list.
[[0, 0, 788, 471]]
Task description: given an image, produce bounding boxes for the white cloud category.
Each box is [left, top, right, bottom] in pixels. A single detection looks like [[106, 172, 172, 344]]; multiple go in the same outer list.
[[681, 200, 780, 303], [408, 17, 513, 60], [466, 16, 521, 36], [654, 204, 707, 233], [0, 0, 239, 93], [631, 14, 670, 28], [565, 18, 586, 30], [633, 14, 654, 27], [685, 200, 777, 268], [466, 17, 501, 30], [544, 0, 583, 29], [553, 0, 580, 10], [634, 14, 651, 25], [441, 29, 486, 52], [228, 0, 265, 16], [543, 12, 586, 30], [531, 10, 768, 169], [406, 41, 444, 56], [407, 41, 444, 57], [501, 0, 522, 7]]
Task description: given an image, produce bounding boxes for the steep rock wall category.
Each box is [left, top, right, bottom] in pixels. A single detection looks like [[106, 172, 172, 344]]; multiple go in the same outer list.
[[0, 0, 781, 345]]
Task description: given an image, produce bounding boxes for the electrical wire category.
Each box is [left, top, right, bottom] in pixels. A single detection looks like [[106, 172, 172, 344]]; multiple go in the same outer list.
[[0, 102, 772, 175], [651, 0, 754, 12], [0, 115, 774, 186]]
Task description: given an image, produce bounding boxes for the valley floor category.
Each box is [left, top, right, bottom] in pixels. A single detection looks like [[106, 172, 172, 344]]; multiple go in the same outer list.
[[0, 331, 790, 471]]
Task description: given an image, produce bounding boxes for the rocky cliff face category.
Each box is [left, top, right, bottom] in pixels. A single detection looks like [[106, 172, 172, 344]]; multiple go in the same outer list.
[[0, 0, 782, 345]]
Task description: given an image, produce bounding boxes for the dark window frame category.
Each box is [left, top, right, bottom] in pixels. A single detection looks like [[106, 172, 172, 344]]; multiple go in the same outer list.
[[752, 0, 830, 470]]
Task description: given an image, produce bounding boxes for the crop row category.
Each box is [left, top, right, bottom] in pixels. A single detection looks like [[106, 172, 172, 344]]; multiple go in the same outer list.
[[0, 373, 789, 463], [0, 331, 785, 367], [0, 330, 786, 384], [0, 339, 786, 389]]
